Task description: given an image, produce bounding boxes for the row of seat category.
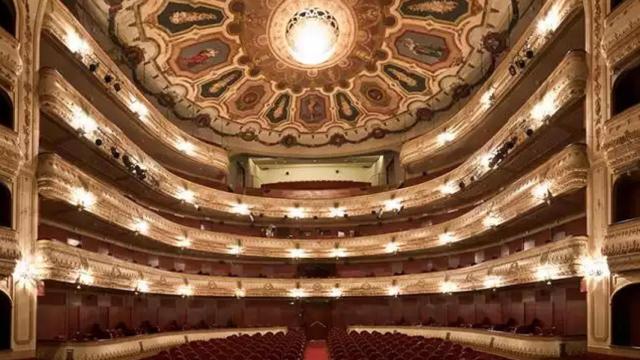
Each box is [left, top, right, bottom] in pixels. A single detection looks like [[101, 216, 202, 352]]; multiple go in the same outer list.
[[143, 330, 306, 360], [327, 328, 509, 360]]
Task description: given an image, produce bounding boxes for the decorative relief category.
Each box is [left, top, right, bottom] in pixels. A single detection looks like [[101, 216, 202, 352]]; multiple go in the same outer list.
[[64, 0, 516, 148], [399, 0, 584, 168], [41, 1, 229, 174], [37, 145, 588, 258], [602, 104, 640, 172], [602, 0, 640, 68], [37, 237, 586, 298]]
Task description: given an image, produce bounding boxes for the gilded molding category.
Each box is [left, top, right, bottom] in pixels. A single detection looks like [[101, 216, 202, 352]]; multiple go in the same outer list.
[[602, 0, 640, 68], [37, 145, 589, 258], [41, 0, 229, 174], [39, 54, 587, 219], [603, 218, 640, 259], [399, 0, 584, 168], [0, 227, 20, 276], [0, 126, 22, 178], [602, 104, 640, 173], [37, 236, 587, 298], [0, 30, 23, 89], [347, 327, 587, 358]]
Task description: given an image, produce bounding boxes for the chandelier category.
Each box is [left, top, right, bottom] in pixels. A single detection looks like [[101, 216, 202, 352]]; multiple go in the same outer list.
[[285, 8, 339, 66]]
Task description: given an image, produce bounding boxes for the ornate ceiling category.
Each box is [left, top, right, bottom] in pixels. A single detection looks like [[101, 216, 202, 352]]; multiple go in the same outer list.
[[81, 0, 517, 149]]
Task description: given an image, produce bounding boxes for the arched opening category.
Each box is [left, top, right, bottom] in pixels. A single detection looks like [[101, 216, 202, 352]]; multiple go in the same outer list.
[[612, 171, 640, 223], [612, 284, 640, 347], [0, 89, 13, 130], [0, 182, 11, 228], [0, 291, 10, 350], [611, 0, 627, 11], [0, 0, 16, 37], [612, 64, 640, 116]]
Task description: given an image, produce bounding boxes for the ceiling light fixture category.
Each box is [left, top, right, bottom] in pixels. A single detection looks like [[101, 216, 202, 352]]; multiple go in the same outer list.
[[288, 207, 305, 219], [286, 8, 339, 66], [537, 7, 561, 36], [329, 206, 346, 218], [176, 140, 195, 155], [231, 203, 251, 216], [70, 187, 96, 210], [437, 130, 456, 146], [66, 30, 90, 56]]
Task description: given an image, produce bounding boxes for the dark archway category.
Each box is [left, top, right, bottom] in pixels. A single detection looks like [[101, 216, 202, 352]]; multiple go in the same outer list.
[[612, 284, 640, 347], [612, 64, 640, 116], [611, 0, 627, 11], [0, 88, 13, 130], [612, 171, 640, 224], [0, 182, 11, 228], [0, 290, 10, 350], [0, 0, 16, 37]]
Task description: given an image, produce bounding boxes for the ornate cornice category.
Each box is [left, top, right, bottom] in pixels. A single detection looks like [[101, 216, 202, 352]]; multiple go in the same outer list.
[[602, 0, 640, 68], [41, 0, 229, 174], [37, 145, 588, 258], [399, 0, 584, 168], [347, 327, 586, 358], [37, 236, 587, 298], [0, 30, 23, 90], [39, 55, 587, 219], [602, 104, 640, 173]]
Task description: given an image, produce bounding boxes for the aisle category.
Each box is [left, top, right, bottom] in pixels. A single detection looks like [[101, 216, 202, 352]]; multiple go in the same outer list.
[[304, 340, 329, 360]]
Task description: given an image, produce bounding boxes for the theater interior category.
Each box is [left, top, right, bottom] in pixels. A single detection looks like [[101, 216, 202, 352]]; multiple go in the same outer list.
[[1, 0, 640, 359]]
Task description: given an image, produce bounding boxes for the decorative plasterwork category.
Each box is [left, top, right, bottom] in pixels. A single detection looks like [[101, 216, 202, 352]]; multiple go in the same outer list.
[[0, 30, 23, 89], [69, 0, 515, 149], [0, 127, 22, 178], [347, 327, 587, 358], [603, 218, 640, 260], [37, 236, 587, 298], [400, 0, 584, 167], [602, 0, 640, 68], [41, 0, 229, 174], [37, 145, 589, 258], [39, 53, 587, 219], [0, 227, 20, 276], [602, 104, 640, 173], [37, 327, 288, 360]]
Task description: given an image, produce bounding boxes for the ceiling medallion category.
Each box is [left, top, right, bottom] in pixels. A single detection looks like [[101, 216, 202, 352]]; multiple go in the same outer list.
[[285, 8, 339, 66]]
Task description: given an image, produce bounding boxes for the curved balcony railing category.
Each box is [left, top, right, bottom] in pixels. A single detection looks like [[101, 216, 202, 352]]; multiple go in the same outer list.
[[0, 28, 22, 88], [37, 327, 288, 360], [347, 326, 586, 358], [37, 236, 587, 298], [603, 103, 640, 173], [41, 0, 229, 175], [399, 0, 583, 168], [38, 51, 587, 220], [0, 227, 19, 275], [37, 145, 588, 258], [603, 0, 640, 67]]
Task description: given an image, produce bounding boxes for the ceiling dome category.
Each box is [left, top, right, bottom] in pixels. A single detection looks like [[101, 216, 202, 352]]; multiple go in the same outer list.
[[83, 0, 516, 152]]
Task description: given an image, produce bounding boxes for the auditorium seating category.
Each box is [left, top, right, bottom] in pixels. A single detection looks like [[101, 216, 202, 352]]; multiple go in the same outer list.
[[142, 330, 305, 360], [327, 329, 509, 360]]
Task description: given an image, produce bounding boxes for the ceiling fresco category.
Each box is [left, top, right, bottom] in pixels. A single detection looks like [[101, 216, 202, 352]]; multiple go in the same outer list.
[[80, 0, 517, 149]]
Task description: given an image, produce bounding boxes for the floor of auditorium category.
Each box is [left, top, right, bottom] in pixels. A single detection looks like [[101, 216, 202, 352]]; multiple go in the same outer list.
[[304, 341, 329, 360]]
